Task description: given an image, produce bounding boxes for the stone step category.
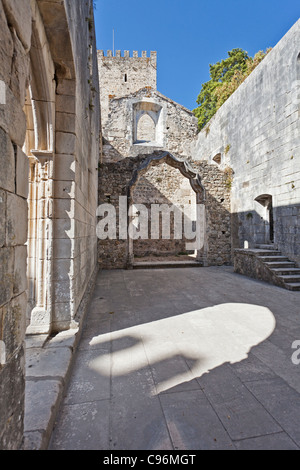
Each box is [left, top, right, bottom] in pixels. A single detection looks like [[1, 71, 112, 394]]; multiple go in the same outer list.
[[277, 275, 300, 283], [255, 244, 276, 250], [258, 255, 290, 262], [271, 268, 300, 276], [132, 260, 202, 270], [284, 283, 300, 291], [265, 261, 296, 269], [250, 250, 282, 257]]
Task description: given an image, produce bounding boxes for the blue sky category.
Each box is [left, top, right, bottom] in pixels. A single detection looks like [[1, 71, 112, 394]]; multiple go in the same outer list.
[[94, 0, 299, 111]]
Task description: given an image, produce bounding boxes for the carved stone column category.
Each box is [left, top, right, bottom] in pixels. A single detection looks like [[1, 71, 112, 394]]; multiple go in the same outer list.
[[26, 150, 54, 334]]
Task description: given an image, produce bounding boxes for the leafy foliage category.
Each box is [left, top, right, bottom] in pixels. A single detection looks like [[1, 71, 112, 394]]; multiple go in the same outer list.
[[193, 48, 272, 130]]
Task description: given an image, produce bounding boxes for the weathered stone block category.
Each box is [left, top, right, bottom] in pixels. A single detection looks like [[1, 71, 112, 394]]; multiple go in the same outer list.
[[56, 112, 76, 134], [9, 29, 30, 105], [53, 237, 75, 259], [56, 132, 76, 155], [53, 218, 75, 239], [0, 345, 25, 450], [54, 154, 76, 181], [54, 180, 75, 199], [0, 85, 27, 147], [53, 279, 72, 303], [0, 246, 14, 307], [2, 292, 27, 359], [56, 79, 76, 96], [2, 0, 32, 51], [0, 127, 15, 193], [56, 95, 75, 114], [53, 258, 74, 281], [0, 4, 14, 84], [13, 246, 28, 296], [16, 146, 29, 199], [6, 193, 28, 246], [52, 301, 75, 329], [0, 190, 6, 247]]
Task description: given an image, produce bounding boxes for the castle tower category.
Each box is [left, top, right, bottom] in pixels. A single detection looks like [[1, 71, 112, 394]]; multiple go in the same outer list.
[[98, 50, 157, 124]]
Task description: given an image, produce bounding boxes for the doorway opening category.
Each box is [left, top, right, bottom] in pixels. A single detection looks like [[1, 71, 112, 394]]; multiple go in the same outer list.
[[255, 194, 274, 244], [127, 152, 207, 267]]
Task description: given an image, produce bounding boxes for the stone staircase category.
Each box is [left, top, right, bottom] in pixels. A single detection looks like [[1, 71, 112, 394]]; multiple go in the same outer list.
[[254, 244, 300, 291], [234, 244, 300, 291]]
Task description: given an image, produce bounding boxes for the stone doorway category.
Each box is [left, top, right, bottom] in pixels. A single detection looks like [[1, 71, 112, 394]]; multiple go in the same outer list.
[[127, 152, 207, 267], [255, 194, 274, 244]]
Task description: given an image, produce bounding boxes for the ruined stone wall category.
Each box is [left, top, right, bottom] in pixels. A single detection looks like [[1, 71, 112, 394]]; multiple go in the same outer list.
[[98, 50, 157, 125], [192, 19, 300, 265], [98, 155, 231, 269], [0, 0, 31, 450], [102, 88, 198, 163]]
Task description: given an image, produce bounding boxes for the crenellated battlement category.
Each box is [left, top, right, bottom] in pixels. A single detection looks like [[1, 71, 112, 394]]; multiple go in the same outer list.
[[98, 50, 157, 59]]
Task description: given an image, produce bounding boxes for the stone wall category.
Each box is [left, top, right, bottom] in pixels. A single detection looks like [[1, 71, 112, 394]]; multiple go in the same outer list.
[[192, 19, 300, 265]]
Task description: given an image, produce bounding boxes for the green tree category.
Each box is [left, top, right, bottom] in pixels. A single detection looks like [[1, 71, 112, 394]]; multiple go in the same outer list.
[[193, 48, 271, 130]]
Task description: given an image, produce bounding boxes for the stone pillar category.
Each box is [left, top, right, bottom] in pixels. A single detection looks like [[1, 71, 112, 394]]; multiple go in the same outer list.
[[26, 152, 54, 335]]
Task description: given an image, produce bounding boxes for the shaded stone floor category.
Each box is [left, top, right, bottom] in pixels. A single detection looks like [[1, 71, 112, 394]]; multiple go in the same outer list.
[[49, 266, 300, 450]]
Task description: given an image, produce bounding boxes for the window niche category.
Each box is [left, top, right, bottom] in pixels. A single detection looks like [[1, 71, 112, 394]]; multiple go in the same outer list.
[[133, 101, 163, 146]]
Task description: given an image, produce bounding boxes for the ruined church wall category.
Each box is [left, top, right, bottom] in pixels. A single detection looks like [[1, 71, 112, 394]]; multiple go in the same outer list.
[[102, 89, 198, 162], [192, 19, 300, 264]]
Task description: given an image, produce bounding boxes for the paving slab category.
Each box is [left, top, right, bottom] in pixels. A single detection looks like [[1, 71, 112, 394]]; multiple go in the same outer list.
[[233, 432, 299, 450], [197, 364, 281, 441], [159, 390, 234, 450], [245, 377, 300, 447], [49, 400, 111, 450]]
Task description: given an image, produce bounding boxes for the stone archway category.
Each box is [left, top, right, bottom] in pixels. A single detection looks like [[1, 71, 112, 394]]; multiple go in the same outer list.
[[126, 152, 207, 267], [25, 0, 78, 335]]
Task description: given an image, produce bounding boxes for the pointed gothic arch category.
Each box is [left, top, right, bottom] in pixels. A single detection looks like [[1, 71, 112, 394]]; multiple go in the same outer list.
[[126, 152, 208, 267], [136, 112, 156, 143]]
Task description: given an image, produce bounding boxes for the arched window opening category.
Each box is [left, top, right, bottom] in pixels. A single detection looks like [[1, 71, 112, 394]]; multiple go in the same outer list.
[[133, 101, 163, 146], [136, 113, 156, 143]]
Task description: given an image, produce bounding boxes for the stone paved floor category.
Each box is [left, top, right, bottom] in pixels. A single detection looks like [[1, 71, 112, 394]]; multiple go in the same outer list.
[[49, 266, 300, 450]]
